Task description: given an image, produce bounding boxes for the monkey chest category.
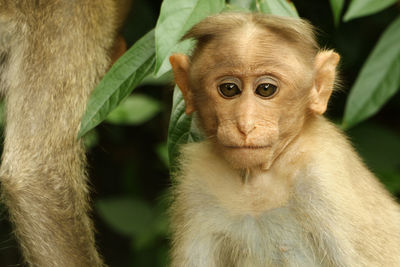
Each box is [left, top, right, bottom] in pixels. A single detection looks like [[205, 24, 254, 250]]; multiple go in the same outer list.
[[177, 171, 323, 266], [181, 191, 321, 267], [212, 207, 320, 267]]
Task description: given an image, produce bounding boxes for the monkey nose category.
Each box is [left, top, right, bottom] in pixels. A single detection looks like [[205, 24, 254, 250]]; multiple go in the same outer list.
[[237, 122, 256, 136]]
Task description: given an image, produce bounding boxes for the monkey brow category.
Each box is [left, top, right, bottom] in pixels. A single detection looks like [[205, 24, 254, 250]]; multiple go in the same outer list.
[[203, 59, 296, 79]]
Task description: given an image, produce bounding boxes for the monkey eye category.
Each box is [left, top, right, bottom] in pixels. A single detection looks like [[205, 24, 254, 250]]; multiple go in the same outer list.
[[218, 83, 241, 98], [255, 83, 278, 98]]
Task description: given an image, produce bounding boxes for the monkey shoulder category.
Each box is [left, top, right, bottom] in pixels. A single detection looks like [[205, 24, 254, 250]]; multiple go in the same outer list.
[[288, 117, 400, 265], [290, 117, 400, 222]]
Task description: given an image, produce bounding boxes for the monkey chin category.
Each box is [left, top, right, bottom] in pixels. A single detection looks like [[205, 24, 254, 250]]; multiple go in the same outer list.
[[220, 146, 274, 170]]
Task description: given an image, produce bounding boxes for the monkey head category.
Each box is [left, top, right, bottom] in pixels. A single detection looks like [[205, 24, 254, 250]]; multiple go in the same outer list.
[[170, 13, 339, 170]]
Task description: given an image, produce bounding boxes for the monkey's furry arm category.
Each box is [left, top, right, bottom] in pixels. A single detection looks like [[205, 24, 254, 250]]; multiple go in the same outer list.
[[0, 1, 117, 266]]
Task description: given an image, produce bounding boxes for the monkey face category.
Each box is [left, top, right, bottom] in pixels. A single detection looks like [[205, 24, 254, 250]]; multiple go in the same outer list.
[[170, 25, 337, 170], [194, 62, 310, 170], [196, 39, 312, 168]]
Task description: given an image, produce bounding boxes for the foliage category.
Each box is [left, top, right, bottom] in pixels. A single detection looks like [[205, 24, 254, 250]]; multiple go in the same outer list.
[[343, 0, 398, 21], [342, 16, 400, 129], [257, 0, 299, 17], [78, 30, 156, 138], [97, 197, 168, 249], [329, 0, 344, 26], [106, 94, 161, 125], [167, 87, 203, 171], [348, 123, 400, 194], [154, 0, 225, 77]]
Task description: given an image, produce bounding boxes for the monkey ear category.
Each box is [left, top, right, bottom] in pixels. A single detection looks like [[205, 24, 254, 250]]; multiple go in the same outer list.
[[309, 50, 340, 115], [169, 54, 195, 115]]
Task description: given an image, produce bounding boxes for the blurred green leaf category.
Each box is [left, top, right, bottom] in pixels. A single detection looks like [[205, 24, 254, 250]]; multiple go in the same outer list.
[[154, 0, 225, 77], [156, 245, 169, 267], [257, 0, 299, 17], [223, 3, 251, 12], [329, 0, 344, 26], [343, 16, 400, 129], [348, 122, 400, 193], [140, 71, 174, 86], [97, 197, 168, 250], [378, 171, 400, 195], [78, 30, 156, 138], [132, 201, 169, 250], [82, 129, 99, 149], [156, 143, 170, 168], [97, 198, 153, 237], [167, 87, 203, 171], [343, 0, 397, 22], [105, 94, 161, 125], [229, 0, 256, 10]]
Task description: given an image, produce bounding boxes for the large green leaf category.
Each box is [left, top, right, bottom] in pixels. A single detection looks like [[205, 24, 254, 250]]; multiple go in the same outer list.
[[105, 94, 161, 125], [257, 0, 299, 17], [167, 87, 203, 171], [329, 0, 344, 26], [154, 0, 225, 77], [343, 0, 397, 22], [229, 0, 257, 10], [78, 30, 156, 138], [343, 16, 400, 129]]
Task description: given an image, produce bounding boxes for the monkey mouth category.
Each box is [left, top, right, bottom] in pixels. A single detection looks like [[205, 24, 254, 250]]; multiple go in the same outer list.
[[226, 145, 270, 150]]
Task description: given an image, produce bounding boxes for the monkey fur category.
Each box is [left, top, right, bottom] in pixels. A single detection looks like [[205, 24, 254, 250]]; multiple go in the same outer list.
[[0, 1, 130, 266], [169, 13, 400, 266]]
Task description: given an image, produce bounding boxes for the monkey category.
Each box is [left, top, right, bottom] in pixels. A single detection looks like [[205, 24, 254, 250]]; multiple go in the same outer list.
[[0, 0, 131, 266], [169, 12, 400, 266]]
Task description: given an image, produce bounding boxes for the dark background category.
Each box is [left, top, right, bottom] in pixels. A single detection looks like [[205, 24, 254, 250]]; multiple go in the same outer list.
[[0, 0, 399, 266]]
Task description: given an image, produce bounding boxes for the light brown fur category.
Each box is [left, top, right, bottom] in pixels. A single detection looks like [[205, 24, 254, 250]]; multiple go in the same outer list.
[[0, 1, 130, 266], [169, 13, 400, 266]]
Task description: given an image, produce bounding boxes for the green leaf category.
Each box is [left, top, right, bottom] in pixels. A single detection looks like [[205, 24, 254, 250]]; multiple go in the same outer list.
[[78, 30, 156, 138], [343, 16, 400, 129], [97, 197, 168, 250], [105, 94, 161, 125], [343, 0, 397, 22], [154, 0, 225, 77], [82, 129, 99, 149], [97, 198, 153, 237], [348, 122, 400, 194], [140, 71, 173, 86], [329, 0, 344, 26], [229, 0, 257, 10], [155, 143, 170, 168], [167, 87, 203, 171], [223, 3, 251, 12], [377, 171, 400, 195], [257, 0, 299, 17]]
